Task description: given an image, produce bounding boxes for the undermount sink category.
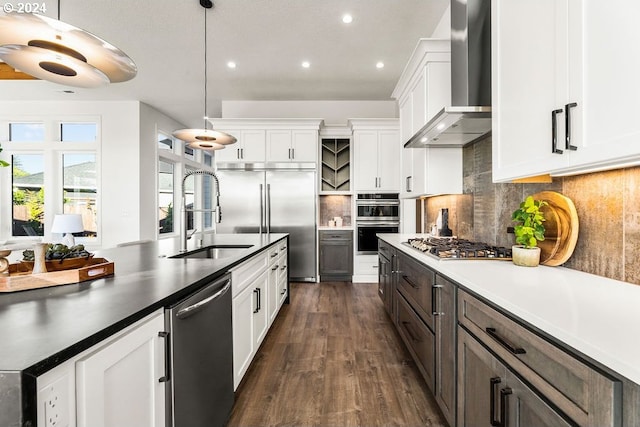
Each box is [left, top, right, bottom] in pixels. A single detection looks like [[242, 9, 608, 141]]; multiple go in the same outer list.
[[171, 244, 254, 260]]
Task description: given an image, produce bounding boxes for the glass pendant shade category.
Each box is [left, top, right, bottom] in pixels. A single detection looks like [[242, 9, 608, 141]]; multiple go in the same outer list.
[[0, 12, 137, 87], [173, 128, 237, 147]]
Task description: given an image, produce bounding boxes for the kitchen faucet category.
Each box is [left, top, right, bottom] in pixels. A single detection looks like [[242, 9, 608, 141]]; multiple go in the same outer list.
[[180, 169, 221, 252]]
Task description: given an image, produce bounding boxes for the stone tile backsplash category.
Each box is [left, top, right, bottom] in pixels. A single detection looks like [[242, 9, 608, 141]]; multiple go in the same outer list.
[[319, 195, 352, 227], [425, 134, 640, 285]]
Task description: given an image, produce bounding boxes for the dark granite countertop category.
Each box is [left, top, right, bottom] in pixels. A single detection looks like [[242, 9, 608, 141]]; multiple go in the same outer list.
[[0, 233, 287, 376]]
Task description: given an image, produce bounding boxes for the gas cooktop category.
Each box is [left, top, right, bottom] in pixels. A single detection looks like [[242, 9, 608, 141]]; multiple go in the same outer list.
[[405, 237, 512, 260]]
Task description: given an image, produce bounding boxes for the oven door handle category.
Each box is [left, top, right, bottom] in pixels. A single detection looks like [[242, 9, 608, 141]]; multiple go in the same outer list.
[[357, 222, 400, 227]]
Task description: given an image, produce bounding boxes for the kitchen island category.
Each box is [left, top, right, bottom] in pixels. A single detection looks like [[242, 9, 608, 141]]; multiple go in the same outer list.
[[379, 233, 640, 426], [0, 233, 288, 427]]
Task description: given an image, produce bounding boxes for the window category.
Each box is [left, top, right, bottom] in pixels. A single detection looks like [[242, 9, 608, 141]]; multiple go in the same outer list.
[[158, 160, 174, 234], [9, 123, 45, 142], [12, 154, 45, 236], [60, 123, 97, 142], [158, 133, 173, 151], [184, 167, 196, 231], [63, 154, 97, 239], [184, 145, 195, 161]]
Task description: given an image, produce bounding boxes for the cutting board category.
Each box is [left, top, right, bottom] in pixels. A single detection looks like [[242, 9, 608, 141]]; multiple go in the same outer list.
[[531, 191, 579, 266]]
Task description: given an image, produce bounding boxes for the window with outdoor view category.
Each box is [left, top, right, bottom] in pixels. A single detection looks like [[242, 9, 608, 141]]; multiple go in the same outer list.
[[63, 154, 97, 239], [60, 123, 97, 142], [9, 123, 45, 142], [12, 154, 45, 236], [158, 160, 174, 234]]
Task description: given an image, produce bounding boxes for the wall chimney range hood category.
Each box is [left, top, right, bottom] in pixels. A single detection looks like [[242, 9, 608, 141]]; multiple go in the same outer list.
[[405, 0, 492, 148]]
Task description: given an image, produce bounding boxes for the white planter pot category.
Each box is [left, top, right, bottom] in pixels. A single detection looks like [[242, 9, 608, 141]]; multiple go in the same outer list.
[[512, 245, 541, 267]]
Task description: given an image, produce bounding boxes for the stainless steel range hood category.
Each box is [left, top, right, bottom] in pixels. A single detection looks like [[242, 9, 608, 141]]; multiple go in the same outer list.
[[405, 0, 492, 148]]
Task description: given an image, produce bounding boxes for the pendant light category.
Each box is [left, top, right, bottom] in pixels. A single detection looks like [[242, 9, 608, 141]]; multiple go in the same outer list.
[[0, 2, 137, 88], [172, 0, 237, 150]]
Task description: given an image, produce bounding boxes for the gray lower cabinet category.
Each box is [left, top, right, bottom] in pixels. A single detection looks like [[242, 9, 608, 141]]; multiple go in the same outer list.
[[458, 289, 620, 427], [435, 275, 456, 427], [458, 328, 574, 427], [319, 230, 353, 281], [378, 240, 396, 317]]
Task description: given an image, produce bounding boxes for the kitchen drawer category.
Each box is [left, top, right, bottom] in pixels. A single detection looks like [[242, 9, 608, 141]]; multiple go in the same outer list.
[[231, 251, 269, 297], [319, 230, 353, 241], [396, 289, 435, 392], [458, 290, 620, 427], [396, 252, 436, 330], [378, 239, 395, 260]]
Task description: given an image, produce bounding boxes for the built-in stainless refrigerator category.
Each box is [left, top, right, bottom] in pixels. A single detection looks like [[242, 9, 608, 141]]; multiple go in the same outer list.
[[216, 168, 317, 282]]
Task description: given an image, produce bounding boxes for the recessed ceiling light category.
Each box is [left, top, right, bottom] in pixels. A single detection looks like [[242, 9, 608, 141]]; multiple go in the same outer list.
[[227, 61, 236, 69], [420, 137, 428, 143], [436, 123, 446, 131], [342, 14, 353, 24], [376, 62, 384, 69], [301, 61, 310, 68]]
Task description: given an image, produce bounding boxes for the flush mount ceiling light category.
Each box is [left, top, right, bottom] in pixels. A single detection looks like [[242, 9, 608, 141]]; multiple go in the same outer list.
[[0, 8, 137, 88], [172, 0, 236, 150]]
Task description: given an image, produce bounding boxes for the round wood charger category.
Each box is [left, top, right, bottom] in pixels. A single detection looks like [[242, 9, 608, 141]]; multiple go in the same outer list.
[[531, 191, 579, 266]]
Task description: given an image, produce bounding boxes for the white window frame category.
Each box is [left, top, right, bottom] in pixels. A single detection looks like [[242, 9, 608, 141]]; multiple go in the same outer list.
[[0, 115, 102, 246]]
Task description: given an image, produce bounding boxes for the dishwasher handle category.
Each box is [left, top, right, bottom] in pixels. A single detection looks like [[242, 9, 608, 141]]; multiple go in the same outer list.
[[176, 279, 231, 319]]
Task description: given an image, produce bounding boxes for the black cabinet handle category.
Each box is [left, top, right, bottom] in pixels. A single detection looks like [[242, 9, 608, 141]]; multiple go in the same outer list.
[[253, 288, 260, 313], [486, 327, 526, 355], [401, 321, 422, 343], [432, 284, 444, 316], [402, 275, 419, 289], [490, 377, 501, 426], [271, 265, 279, 271], [500, 388, 513, 427], [565, 102, 578, 150], [158, 331, 171, 383], [552, 108, 564, 154]]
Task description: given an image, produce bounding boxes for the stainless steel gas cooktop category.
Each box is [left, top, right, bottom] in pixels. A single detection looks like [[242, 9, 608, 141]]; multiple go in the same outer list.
[[404, 237, 512, 260]]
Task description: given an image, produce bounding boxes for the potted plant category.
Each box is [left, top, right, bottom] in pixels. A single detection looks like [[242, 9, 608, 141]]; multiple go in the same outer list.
[[511, 195, 547, 267]]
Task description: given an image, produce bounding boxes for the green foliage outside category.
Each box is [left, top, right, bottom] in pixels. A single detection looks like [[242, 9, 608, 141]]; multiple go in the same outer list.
[[0, 144, 8, 167], [511, 196, 547, 248]]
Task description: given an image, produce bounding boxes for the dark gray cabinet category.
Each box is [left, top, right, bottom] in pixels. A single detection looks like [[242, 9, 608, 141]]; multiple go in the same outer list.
[[435, 275, 456, 427], [378, 240, 396, 318], [319, 230, 353, 281]]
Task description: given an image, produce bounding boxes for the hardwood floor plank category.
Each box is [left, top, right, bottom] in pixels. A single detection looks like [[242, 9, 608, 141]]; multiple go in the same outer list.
[[227, 282, 447, 427]]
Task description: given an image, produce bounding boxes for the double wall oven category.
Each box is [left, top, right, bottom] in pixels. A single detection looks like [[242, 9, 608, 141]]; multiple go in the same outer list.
[[356, 193, 400, 254]]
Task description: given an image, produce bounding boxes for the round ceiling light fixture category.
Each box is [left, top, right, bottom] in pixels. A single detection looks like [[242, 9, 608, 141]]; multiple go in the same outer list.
[[0, 12, 137, 88], [172, 1, 237, 149]]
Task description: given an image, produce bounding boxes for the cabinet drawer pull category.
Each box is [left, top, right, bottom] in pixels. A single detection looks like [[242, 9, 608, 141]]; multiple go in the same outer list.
[[253, 288, 260, 313], [565, 102, 578, 150], [158, 331, 171, 383], [486, 327, 526, 355], [401, 321, 422, 343], [271, 252, 279, 258], [551, 108, 564, 154], [432, 284, 444, 316], [500, 388, 513, 427], [280, 265, 286, 271], [402, 275, 419, 289], [271, 265, 279, 271], [490, 377, 501, 426]]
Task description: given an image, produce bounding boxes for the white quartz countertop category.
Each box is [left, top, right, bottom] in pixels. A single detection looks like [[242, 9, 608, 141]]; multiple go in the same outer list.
[[378, 234, 640, 386]]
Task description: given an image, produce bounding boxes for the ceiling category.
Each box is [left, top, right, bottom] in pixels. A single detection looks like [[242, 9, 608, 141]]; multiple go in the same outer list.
[[0, 0, 449, 128]]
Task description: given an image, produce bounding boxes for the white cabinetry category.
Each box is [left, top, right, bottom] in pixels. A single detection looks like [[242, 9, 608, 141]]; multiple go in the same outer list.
[[214, 129, 266, 163], [212, 119, 322, 165], [267, 129, 317, 162], [492, 0, 640, 182], [392, 38, 461, 197], [37, 310, 166, 427], [230, 238, 288, 390], [350, 119, 400, 192]]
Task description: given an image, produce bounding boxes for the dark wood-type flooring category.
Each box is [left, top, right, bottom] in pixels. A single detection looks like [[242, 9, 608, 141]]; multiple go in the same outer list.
[[227, 281, 447, 427]]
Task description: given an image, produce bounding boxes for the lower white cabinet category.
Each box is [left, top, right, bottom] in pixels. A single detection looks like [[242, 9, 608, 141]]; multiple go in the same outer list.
[[37, 310, 166, 427], [352, 254, 379, 283], [231, 238, 288, 390]]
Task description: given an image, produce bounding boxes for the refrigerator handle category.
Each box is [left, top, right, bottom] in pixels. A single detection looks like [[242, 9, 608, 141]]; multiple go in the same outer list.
[[266, 183, 271, 234], [259, 184, 264, 234]]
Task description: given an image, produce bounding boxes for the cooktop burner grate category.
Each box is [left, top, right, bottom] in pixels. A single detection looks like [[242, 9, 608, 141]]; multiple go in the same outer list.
[[406, 237, 512, 260]]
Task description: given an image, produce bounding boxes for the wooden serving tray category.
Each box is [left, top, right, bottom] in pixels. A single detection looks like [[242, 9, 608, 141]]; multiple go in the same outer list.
[[0, 258, 114, 293]]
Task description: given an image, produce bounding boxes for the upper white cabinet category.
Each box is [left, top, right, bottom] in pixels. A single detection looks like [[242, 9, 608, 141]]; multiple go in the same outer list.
[[492, 0, 640, 182], [267, 129, 318, 162], [392, 39, 462, 197], [350, 119, 400, 192], [211, 119, 322, 165]]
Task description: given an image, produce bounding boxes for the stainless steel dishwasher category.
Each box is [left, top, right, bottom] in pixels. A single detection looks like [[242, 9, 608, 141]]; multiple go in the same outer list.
[[164, 273, 233, 427]]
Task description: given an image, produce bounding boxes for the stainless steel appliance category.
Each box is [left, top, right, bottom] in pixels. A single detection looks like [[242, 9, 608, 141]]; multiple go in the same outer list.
[[164, 274, 233, 427], [405, 237, 512, 260], [216, 168, 317, 281], [356, 194, 400, 254]]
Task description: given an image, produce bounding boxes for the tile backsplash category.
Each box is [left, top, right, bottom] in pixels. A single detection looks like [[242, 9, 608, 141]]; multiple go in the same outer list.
[[425, 135, 640, 285]]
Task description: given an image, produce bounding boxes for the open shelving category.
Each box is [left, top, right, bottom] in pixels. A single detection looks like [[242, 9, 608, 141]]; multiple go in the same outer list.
[[321, 138, 350, 191]]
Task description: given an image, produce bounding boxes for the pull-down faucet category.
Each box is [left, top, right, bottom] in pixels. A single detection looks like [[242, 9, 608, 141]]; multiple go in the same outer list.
[[180, 169, 221, 252]]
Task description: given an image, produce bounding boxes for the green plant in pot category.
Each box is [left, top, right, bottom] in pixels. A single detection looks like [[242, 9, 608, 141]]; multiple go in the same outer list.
[[511, 195, 547, 267]]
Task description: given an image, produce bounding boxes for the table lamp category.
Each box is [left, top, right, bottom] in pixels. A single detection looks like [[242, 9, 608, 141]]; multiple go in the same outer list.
[[51, 214, 84, 247]]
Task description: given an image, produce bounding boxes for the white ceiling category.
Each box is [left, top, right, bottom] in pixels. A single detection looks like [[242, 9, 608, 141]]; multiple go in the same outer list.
[[0, 0, 449, 128]]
